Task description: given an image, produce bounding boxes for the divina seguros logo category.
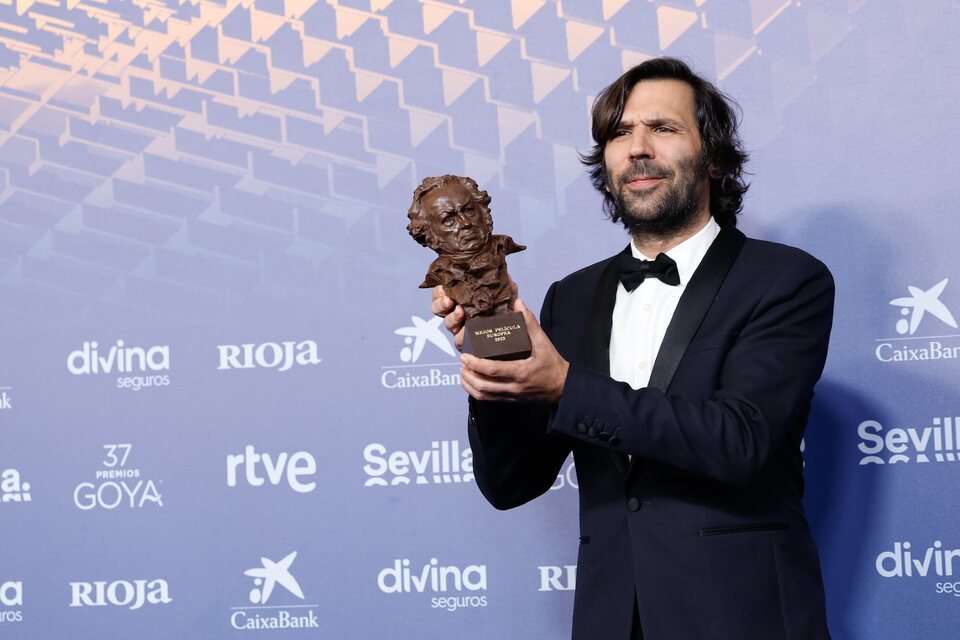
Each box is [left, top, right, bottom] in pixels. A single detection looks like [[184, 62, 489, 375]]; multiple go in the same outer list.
[[377, 558, 488, 612], [229, 551, 320, 630], [73, 444, 163, 511], [67, 340, 170, 390], [217, 340, 322, 372], [874, 279, 960, 363], [380, 315, 461, 389], [0, 580, 22, 624], [876, 540, 960, 598], [857, 416, 960, 464]]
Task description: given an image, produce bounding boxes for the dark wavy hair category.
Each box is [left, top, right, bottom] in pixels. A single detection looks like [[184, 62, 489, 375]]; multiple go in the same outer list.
[[406, 175, 493, 249], [580, 57, 749, 227]]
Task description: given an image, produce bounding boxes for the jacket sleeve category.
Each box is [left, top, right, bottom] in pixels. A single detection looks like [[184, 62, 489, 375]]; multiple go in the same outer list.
[[548, 257, 835, 488], [467, 282, 572, 510]]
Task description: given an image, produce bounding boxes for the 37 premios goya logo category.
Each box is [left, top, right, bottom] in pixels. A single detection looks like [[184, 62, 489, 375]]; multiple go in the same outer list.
[[229, 551, 320, 630], [73, 444, 163, 511], [875, 278, 960, 363], [380, 315, 461, 390], [67, 340, 170, 390]]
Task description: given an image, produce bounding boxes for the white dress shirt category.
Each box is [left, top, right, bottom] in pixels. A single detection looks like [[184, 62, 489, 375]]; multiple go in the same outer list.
[[609, 217, 721, 390]]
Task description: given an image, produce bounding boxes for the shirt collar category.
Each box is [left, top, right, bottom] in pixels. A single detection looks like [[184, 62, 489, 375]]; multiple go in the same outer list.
[[630, 216, 721, 286]]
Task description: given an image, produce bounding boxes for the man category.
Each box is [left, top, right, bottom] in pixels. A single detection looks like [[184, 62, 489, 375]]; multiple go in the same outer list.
[[433, 58, 833, 639], [408, 174, 524, 319]]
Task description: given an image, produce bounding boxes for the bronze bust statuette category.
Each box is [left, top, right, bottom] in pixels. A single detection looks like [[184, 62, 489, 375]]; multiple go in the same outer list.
[[407, 175, 531, 360]]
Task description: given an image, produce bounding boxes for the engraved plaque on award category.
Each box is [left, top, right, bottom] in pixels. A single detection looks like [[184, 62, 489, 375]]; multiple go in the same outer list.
[[407, 175, 531, 360]]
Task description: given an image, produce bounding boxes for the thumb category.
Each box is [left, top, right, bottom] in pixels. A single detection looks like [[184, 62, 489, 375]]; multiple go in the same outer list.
[[514, 298, 546, 342]]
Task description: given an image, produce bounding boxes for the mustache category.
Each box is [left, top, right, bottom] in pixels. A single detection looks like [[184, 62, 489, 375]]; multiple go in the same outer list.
[[620, 159, 673, 181]]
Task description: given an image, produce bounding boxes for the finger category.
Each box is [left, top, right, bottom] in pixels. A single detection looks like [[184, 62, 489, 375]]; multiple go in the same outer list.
[[461, 366, 519, 401], [461, 353, 519, 380], [513, 298, 548, 348], [431, 286, 455, 317], [443, 305, 465, 334]]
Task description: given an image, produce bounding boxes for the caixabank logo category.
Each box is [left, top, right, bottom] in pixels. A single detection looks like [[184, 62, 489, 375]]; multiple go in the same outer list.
[[67, 340, 170, 390], [377, 558, 488, 612], [857, 416, 960, 464], [229, 551, 320, 630], [363, 440, 473, 487], [874, 278, 960, 363], [0, 580, 22, 624], [0, 386, 10, 411], [876, 540, 960, 598], [380, 315, 461, 390], [73, 444, 163, 511]]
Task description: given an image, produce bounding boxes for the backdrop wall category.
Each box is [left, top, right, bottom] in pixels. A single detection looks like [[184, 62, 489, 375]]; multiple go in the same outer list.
[[1, 1, 958, 638]]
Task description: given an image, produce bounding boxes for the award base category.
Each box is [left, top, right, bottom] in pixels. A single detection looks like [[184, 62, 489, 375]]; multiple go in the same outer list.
[[462, 312, 532, 361]]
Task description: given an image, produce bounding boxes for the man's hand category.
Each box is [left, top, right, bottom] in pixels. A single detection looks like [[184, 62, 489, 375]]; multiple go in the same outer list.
[[460, 298, 569, 404], [431, 285, 466, 350]]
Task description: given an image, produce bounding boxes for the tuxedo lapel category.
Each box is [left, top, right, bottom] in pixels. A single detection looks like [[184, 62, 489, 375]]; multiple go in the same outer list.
[[583, 245, 630, 375], [583, 245, 631, 478], [646, 226, 746, 393]]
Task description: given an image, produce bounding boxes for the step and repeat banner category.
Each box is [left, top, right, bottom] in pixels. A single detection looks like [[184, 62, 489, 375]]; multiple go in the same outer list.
[[1, 1, 958, 638]]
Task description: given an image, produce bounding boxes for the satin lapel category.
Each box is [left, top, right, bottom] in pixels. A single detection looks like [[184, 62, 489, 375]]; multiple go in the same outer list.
[[584, 245, 630, 375], [584, 245, 631, 479], [646, 226, 746, 393]]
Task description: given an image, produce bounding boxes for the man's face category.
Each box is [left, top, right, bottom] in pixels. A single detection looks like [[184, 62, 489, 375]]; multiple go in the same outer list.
[[603, 79, 711, 235], [422, 183, 491, 254]]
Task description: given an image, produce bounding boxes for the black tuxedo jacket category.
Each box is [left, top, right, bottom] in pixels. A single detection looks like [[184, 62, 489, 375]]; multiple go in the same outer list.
[[469, 227, 834, 640]]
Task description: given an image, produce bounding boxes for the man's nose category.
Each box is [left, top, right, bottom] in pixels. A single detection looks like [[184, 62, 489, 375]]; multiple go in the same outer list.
[[456, 211, 473, 226], [628, 131, 653, 159]]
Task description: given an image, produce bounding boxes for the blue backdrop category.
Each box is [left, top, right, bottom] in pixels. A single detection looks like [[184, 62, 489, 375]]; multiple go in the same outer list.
[[1, 1, 958, 638]]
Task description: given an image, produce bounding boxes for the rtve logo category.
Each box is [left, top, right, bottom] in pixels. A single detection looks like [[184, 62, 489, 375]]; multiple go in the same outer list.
[[227, 446, 317, 493]]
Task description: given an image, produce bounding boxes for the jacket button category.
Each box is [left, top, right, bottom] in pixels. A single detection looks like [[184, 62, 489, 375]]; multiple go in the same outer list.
[[576, 422, 588, 434], [587, 426, 599, 438], [627, 497, 641, 512], [597, 432, 610, 442], [609, 435, 621, 446]]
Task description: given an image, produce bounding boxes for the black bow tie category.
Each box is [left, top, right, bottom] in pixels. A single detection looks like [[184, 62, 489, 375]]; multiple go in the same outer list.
[[616, 251, 680, 292]]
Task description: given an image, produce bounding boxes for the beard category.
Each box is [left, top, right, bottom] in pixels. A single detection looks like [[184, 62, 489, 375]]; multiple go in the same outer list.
[[607, 151, 710, 237]]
